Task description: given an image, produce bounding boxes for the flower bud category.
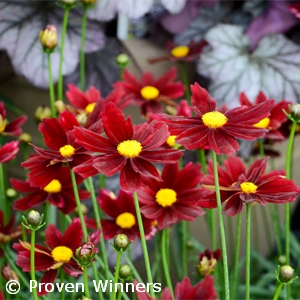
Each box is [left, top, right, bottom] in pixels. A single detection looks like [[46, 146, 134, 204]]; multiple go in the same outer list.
[[278, 255, 287, 265], [290, 104, 300, 122], [119, 264, 132, 280], [61, 0, 76, 6], [75, 203, 88, 215], [27, 210, 41, 226], [39, 25, 58, 52], [19, 133, 32, 144], [279, 265, 295, 283], [114, 234, 129, 251], [80, 0, 97, 5], [2, 264, 19, 282], [34, 106, 52, 122], [6, 188, 17, 199], [116, 54, 130, 68], [75, 242, 96, 266], [55, 100, 66, 114]]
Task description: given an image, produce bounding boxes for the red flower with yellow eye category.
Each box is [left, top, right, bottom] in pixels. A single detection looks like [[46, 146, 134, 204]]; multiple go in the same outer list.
[[119, 67, 185, 116], [22, 117, 93, 188], [13, 219, 83, 296], [85, 189, 156, 241], [12, 167, 90, 214], [200, 156, 300, 216], [148, 40, 208, 64], [138, 162, 206, 229], [240, 91, 291, 140], [0, 102, 27, 136], [164, 83, 275, 155], [73, 102, 183, 191]]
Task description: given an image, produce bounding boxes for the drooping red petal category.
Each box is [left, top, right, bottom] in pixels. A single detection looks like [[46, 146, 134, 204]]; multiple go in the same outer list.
[[92, 154, 127, 176], [208, 129, 239, 155], [120, 161, 142, 191], [38, 270, 58, 296]]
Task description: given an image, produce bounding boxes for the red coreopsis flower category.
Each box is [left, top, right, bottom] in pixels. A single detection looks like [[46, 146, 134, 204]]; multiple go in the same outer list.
[[12, 167, 90, 214], [240, 91, 291, 140], [22, 117, 92, 188], [148, 40, 208, 64], [164, 83, 275, 155], [138, 162, 206, 229], [85, 189, 156, 241], [13, 219, 84, 296], [200, 156, 300, 216], [0, 141, 19, 163], [135, 276, 217, 300], [0, 211, 22, 257], [0, 102, 27, 136], [73, 102, 183, 191], [198, 249, 222, 277], [119, 67, 185, 116]]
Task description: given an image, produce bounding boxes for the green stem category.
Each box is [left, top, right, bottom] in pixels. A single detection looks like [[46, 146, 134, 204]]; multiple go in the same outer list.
[[285, 121, 296, 267], [231, 213, 242, 300], [80, 7, 88, 91], [258, 138, 265, 157], [211, 151, 230, 300], [178, 62, 191, 104], [58, 8, 70, 100], [70, 169, 88, 241], [112, 251, 122, 300], [87, 176, 109, 278], [162, 228, 174, 299], [47, 53, 57, 118], [92, 262, 104, 300], [124, 254, 143, 283], [180, 221, 188, 277], [245, 204, 251, 300], [269, 204, 282, 255], [273, 283, 284, 300], [30, 230, 38, 300], [133, 191, 154, 298], [0, 164, 8, 223], [83, 266, 91, 298], [60, 269, 65, 300]]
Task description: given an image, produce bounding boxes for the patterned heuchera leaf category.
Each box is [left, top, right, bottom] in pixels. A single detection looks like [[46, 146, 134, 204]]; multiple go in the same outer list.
[[0, 2, 105, 88], [198, 24, 300, 107]]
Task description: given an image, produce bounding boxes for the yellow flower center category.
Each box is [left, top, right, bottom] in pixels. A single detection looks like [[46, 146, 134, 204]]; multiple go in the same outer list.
[[0, 116, 6, 133], [253, 117, 270, 129], [166, 135, 177, 147], [59, 145, 75, 158], [155, 188, 177, 207], [116, 212, 136, 229], [140, 86, 159, 101], [117, 140, 142, 158], [202, 111, 228, 129], [171, 45, 189, 58], [198, 257, 217, 276], [85, 102, 96, 114], [240, 182, 258, 194], [43, 179, 62, 193], [51, 246, 73, 263]]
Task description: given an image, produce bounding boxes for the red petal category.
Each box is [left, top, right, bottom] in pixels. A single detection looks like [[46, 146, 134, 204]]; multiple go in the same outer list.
[[45, 224, 63, 249], [62, 219, 83, 250], [93, 154, 127, 176], [190, 83, 216, 114], [38, 270, 58, 296], [120, 161, 142, 191]]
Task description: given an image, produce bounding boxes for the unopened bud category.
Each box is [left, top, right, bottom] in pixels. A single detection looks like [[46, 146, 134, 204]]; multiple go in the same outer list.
[[35, 106, 52, 122], [55, 100, 66, 114], [279, 265, 295, 283], [75, 203, 88, 215], [119, 264, 132, 280], [19, 133, 32, 144], [290, 104, 300, 121], [27, 210, 41, 226], [6, 188, 17, 199], [80, 0, 97, 5], [75, 242, 96, 266], [116, 54, 130, 68], [39, 25, 58, 52], [114, 234, 129, 251]]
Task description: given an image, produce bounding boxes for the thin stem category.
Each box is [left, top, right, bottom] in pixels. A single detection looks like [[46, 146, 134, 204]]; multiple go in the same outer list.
[[231, 213, 242, 300], [87, 176, 109, 278], [178, 62, 191, 104], [0, 164, 8, 223], [211, 151, 230, 300], [80, 7, 88, 91], [162, 228, 174, 299], [70, 169, 88, 241], [273, 283, 284, 300], [47, 53, 57, 118], [112, 251, 122, 300], [60, 269, 65, 300], [268, 204, 282, 255], [258, 138, 265, 157], [30, 230, 38, 300], [285, 121, 297, 267], [92, 262, 104, 300], [83, 266, 91, 298], [245, 204, 251, 300], [58, 8, 70, 100], [133, 191, 154, 298], [180, 221, 188, 277]]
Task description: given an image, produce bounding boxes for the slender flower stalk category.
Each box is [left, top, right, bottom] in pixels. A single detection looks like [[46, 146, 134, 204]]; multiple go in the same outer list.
[[133, 191, 154, 298], [87, 176, 109, 277], [178, 62, 191, 103], [245, 204, 251, 300], [273, 283, 284, 300], [80, 6, 88, 91], [231, 213, 242, 300], [0, 164, 8, 223], [47, 53, 57, 117], [258, 139, 265, 157], [30, 229, 38, 300], [58, 8, 71, 100], [92, 262, 104, 300], [180, 221, 188, 277], [112, 251, 122, 300], [83, 266, 91, 298], [269, 204, 282, 255], [162, 228, 174, 299], [70, 169, 88, 241], [211, 151, 230, 300]]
